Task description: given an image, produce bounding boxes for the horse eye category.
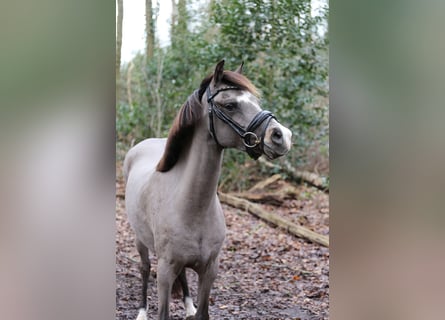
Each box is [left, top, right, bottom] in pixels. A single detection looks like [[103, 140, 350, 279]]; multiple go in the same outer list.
[[224, 103, 236, 111]]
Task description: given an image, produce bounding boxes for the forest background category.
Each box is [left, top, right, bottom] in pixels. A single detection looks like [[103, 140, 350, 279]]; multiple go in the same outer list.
[[116, 0, 329, 192]]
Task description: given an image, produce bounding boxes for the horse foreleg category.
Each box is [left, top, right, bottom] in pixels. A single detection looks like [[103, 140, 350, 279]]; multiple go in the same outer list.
[[156, 258, 178, 320], [177, 269, 197, 319], [135, 239, 151, 320], [194, 261, 219, 320]]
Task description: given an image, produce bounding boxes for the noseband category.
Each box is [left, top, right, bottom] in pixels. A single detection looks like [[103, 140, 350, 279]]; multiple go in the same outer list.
[[206, 86, 276, 160]]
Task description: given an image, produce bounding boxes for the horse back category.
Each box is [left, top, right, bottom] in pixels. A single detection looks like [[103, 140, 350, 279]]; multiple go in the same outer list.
[[123, 138, 166, 182]]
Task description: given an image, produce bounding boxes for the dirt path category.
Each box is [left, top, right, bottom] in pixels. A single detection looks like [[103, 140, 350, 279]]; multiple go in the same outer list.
[[116, 178, 329, 320]]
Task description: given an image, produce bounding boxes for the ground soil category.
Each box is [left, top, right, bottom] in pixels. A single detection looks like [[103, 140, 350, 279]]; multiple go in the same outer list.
[[116, 170, 329, 320]]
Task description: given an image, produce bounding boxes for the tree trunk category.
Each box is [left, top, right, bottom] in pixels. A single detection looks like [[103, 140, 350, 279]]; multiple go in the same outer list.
[[171, 0, 177, 40], [171, 0, 187, 48], [145, 0, 154, 59], [116, 0, 123, 82]]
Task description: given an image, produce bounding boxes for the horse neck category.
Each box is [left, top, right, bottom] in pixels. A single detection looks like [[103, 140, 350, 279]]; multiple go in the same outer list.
[[176, 119, 223, 210]]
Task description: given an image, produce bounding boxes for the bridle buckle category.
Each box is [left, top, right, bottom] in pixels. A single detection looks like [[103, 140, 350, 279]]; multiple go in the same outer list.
[[242, 132, 260, 148]]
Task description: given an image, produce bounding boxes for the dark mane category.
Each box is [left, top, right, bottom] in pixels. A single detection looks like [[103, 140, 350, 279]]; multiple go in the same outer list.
[[156, 70, 259, 172], [156, 90, 202, 172]]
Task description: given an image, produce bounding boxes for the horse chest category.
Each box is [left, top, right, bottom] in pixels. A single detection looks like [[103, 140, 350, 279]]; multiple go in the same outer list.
[[153, 206, 226, 265], [179, 232, 225, 269]]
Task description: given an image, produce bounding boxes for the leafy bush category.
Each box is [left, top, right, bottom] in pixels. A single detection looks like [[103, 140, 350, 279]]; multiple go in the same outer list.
[[116, 0, 329, 189]]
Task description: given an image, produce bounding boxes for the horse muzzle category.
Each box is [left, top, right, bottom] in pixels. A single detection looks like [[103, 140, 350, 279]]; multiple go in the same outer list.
[[262, 121, 292, 160]]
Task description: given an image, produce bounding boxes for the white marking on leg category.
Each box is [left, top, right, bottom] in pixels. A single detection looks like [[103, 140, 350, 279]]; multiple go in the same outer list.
[[135, 308, 147, 320], [185, 296, 197, 317]]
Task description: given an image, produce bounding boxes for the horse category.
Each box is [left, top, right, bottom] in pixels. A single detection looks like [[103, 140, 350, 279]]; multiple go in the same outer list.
[[123, 60, 292, 320]]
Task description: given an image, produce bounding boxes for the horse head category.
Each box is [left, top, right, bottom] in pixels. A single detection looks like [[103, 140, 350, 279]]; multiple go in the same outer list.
[[204, 60, 292, 160]]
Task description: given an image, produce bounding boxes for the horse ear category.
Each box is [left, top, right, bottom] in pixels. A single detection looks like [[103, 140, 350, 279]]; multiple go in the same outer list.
[[234, 61, 244, 74], [213, 59, 225, 85]]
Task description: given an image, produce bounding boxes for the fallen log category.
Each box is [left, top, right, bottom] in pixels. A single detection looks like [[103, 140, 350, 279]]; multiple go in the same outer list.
[[219, 192, 329, 247], [234, 183, 300, 205], [232, 192, 284, 206], [258, 158, 329, 192], [249, 174, 282, 192]]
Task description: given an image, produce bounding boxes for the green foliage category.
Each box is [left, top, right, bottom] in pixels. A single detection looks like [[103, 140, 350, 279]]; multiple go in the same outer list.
[[211, 0, 328, 169], [116, 0, 329, 187]]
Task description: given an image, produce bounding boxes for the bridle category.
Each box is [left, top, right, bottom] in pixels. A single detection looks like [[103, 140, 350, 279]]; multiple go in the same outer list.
[[206, 85, 276, 159]]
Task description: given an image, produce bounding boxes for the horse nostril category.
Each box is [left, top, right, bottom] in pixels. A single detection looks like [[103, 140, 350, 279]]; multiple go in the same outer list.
[[271, 128, 283, 144]]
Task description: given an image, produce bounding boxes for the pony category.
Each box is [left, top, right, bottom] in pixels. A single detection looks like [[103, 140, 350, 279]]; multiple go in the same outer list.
[[123, 60, 292, 320]]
